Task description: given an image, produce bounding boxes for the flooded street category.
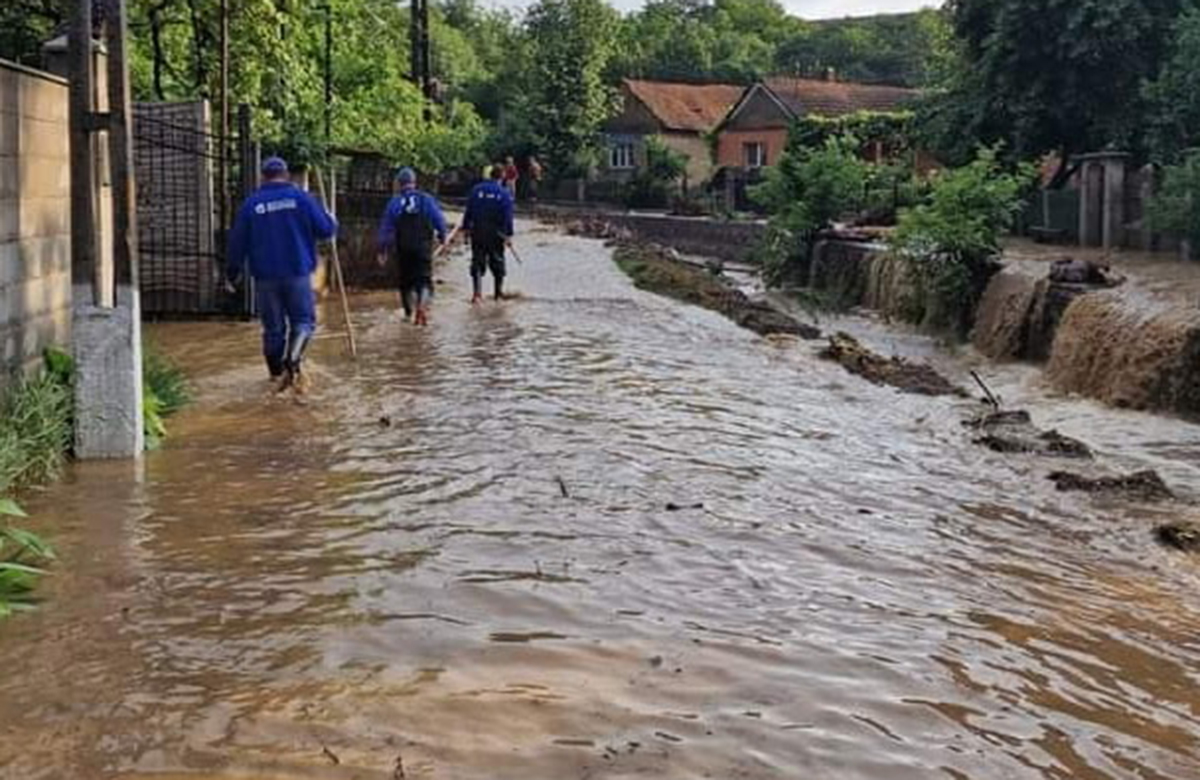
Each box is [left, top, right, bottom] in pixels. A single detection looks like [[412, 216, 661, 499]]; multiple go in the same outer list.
[[2, 226, 1199, 780]]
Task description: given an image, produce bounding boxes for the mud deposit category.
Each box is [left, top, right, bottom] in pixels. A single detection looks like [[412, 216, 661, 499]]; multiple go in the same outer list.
[[820, 332, 964, 396], [1157, 522, 1200, 552], [1048, 470, 1175, 501], [1, 228, 1200, 780], [966, 410, 1093, 458], [613, 243, 821, 339]]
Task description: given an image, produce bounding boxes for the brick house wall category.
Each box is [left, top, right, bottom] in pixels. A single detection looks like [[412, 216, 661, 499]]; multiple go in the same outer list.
[[716, 128, 789, 169]]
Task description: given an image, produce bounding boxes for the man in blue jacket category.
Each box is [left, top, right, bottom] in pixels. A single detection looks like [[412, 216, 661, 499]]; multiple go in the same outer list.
[[462, 164, 515, 303], [376, 167, 447, 326], [227, 156, 337, 391]]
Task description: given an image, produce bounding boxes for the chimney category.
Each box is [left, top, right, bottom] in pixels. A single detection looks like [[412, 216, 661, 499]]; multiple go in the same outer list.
[[824, 67, 837, 82]]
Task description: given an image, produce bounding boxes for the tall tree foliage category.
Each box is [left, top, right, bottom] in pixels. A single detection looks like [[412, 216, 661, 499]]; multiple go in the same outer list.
[[1144, 7, 1200, 161], [923, 0, 1193, 167], [775, 10, 947, 86], [522, 0, 620, 174]]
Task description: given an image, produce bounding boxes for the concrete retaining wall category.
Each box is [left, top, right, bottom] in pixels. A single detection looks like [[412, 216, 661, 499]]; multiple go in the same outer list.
[[0, 60, 71, 387], [602, 214, 767, 264]]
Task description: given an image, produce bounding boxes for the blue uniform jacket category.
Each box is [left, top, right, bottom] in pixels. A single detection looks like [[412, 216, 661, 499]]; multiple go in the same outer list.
[[227, 181, 338, 281], [462, 181, 515, 239], [376, 189, 449, 251]]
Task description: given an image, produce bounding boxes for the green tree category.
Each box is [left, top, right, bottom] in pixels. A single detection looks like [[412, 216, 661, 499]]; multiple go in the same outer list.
[[522, 0, 620, 174], [924, 0, 1192, 168], [1144, 8, 1200, 161], [774, 10, 948, 87], [1149, 153, 1200, 258]]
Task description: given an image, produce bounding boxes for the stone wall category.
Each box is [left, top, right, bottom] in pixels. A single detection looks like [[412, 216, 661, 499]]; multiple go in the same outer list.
[[0, 60, 71, 387]]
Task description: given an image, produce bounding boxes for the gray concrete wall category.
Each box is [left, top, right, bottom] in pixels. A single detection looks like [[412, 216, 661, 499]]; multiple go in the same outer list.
[[602, 213, 767, 264], [0, 59, 71, 387]]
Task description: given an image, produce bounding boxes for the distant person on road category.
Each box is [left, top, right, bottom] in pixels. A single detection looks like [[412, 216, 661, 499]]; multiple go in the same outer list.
[[462, 163, 515, 303], [226, 156, 337, 392], [502, 155, 519, 198], [376, 167, 448, 326], [527, 155, 544, 202]]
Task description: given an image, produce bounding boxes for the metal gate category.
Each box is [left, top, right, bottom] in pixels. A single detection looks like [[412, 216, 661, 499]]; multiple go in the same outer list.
[[133, 101, 253, 317]]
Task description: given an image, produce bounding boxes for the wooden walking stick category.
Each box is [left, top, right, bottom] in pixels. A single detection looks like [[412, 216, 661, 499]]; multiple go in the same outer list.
[[313, 165, 358, 359]]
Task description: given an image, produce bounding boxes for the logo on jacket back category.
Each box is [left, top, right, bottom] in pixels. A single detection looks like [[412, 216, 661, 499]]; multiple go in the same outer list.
[[254, 198, 299, 216]]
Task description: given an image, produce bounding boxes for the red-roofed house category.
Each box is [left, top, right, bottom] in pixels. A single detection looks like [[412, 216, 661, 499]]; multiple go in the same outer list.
[[602, 79, 745, 186], [715, 77, 918, 170]]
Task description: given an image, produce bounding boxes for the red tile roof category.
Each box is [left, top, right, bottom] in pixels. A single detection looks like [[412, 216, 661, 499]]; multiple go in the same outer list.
[[623, 79, 747, 133], [762, 77, 917, 118]]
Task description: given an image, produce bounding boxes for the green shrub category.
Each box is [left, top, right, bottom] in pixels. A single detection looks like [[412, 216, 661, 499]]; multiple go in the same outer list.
[[891, 145, 1035, 335], [750, 135, 870, 286], [0, 498, 55, 618], [1149, 154, 1200, 260], [624, 137, 688, 209]]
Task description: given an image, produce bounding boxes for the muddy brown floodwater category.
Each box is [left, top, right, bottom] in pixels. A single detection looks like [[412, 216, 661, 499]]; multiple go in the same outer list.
[[2, 226, 1200, 780]]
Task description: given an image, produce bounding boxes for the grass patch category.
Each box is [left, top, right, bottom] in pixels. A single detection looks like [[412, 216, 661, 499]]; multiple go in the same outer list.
[[0, 355, 74, 496]]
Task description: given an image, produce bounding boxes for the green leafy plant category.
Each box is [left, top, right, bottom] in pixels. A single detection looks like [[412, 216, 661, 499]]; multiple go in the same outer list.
[[0, 498, 55, 619], [1149, 154, 1200, 260], [891, 145, 1035, 334], [142, 345, 191, 449]]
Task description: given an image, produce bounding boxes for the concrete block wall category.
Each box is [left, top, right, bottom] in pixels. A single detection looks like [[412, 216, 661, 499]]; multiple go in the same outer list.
[[0, 60, 71, 388], [603, 213, 767, 265]]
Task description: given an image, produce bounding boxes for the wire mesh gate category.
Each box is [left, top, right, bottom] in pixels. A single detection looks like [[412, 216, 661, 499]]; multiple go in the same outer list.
[[133, 101, 254, 317]]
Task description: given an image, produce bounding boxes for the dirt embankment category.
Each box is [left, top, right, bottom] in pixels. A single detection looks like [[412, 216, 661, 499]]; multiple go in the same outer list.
[[613, 244, 821, 339], [820, 332, 965, 397]]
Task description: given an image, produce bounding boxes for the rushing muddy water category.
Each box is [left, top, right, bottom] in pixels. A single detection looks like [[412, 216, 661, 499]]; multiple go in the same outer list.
[[2, 226, 1200, 780]]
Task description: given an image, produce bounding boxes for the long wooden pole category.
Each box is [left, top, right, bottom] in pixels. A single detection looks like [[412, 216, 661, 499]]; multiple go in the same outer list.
[[107, 0, 139, 296], [313, 166, 357, 359], [68, 0, 97, 305]]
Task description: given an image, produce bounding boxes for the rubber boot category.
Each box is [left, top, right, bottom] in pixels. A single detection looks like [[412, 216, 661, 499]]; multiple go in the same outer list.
[[265, 353, 285, 380], [471, 275, 483, 305], [400, 288, 415, 323], [281, 329, 313, 394], [494, 277, 504, 301]]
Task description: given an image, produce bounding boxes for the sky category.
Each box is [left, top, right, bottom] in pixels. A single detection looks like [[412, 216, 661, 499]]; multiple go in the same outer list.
[[487, 0, 938, 19]]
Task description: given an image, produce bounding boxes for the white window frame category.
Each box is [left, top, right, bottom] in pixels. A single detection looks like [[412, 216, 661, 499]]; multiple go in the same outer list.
[[744, 141, 767, 169], [610, 142, 636, 170]]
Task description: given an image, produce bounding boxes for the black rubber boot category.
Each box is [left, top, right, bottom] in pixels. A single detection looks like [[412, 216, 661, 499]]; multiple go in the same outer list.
[[266, 354, 285, 379], [279, 330, 313, 393]]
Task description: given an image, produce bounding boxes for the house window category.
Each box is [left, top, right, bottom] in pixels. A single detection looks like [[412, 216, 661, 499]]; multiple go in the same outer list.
[[744, 141, 767, 169], [610, 142, 636, 170]]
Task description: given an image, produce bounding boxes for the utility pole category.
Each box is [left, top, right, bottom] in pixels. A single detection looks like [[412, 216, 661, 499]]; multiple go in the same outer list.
[[68, 0, 145, 459]]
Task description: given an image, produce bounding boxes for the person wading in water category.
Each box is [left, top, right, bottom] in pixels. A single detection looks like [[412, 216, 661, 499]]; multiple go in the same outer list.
[[462, 164, 515, 304], [226, 156, 337, 393], [376, 167, 448, 326]]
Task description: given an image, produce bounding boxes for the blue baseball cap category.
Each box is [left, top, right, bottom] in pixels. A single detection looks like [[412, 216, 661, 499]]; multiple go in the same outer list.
[[396, 167, 417, 185], [261, 156, 289, 176]]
